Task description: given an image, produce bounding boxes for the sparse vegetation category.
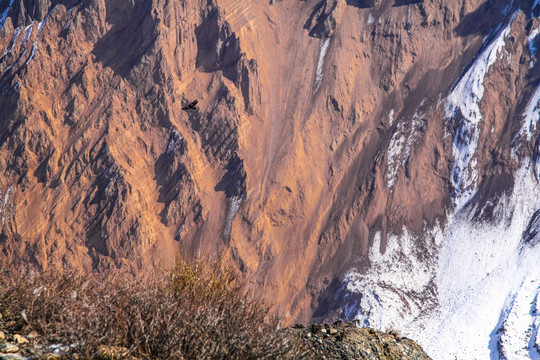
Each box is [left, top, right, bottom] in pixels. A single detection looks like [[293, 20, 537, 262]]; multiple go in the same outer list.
[[0, 260, 308, 359], [0, 261, 432, 359]]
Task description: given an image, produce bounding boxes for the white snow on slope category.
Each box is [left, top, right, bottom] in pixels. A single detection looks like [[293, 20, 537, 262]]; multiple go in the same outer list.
[[314, 37, 330, 93], [1, 186, 13, 228], [24, 4, 58, 67], [518, 85, 540, 143], [24, 41, 38, 66], [495, 279, 540, 359], [530, 28, 539, 56], [166, 130, 183, 153], [338, 16, 540, 357], [2, 27, 20, 58], [340, 225, 441, 330], [386, 109, 425, 187], [430, 165, 540, 360], [446, 15, 515, 211], [339, 163, 540, 360], [223, 196, 242, 240], [529, 27, 539, 67], [21, 23, 33, 48], [386, 123, 405, 188], [388, 109, 395, 125]]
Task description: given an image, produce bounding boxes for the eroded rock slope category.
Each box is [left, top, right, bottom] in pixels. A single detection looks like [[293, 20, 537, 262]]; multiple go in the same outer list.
[[0, 0, 539, 358]]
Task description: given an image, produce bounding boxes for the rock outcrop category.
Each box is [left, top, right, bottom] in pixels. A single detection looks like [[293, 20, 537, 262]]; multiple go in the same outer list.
[[288, 322, 432, 359]]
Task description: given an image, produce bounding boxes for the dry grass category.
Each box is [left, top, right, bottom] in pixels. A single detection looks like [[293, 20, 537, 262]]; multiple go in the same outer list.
[[0, 260, 308, 359]]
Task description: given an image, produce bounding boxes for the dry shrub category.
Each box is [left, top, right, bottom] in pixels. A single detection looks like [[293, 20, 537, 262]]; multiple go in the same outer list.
[[0, 261, 308, 359]]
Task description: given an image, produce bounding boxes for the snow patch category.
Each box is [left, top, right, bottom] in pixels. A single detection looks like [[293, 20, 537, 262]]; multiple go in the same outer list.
[[530, 28, 539, 56], [388, 109, 395, 125], [1, 27, 20, 58], [530, 27, 539, 67], [23, 41, 38, 66], [314, 37, 330, 93], [62, 19, 71, 32], [406, 4, 411, 33], [21, 23, 33, 48], [166, 130, 184, 153], [386, 123, 405, 188], [367, 13, 375, 25], [386, 109, 425, 187], [517, 85, 540, 143], [446, 15, 515, 211], [5, 81, 20, 95], [1, 186, 14, 228], [223, 196, 242, 239]]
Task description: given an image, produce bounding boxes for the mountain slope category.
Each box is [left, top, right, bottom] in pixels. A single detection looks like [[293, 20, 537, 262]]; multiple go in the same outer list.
[[0, 0, 538, 358]]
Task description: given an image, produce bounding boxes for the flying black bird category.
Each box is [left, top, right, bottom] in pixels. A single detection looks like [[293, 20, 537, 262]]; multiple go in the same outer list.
[[182, 100, 198, 111]]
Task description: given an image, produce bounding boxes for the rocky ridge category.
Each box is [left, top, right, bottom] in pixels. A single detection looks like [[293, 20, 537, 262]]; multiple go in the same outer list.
[[288, 322, 431, 360], [0, 316, 432, 359]]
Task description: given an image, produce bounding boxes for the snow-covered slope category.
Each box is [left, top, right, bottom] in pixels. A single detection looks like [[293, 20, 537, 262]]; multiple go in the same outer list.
[[336, 138, 540, 360], [333, 8, 540, 358]]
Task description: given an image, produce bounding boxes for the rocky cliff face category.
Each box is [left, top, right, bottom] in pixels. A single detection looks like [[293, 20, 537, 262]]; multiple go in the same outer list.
[[0, 0, 539, 358]]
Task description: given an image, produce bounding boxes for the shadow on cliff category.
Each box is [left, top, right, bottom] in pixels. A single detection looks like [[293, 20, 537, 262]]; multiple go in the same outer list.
[[195, 9, 241, 83], [153, 132, 189, 226], [311, 278, 344, 321], [391, 0, 424, 6], [344, 0, 375, 8], [214, 153, 246, 198], [454, 0, 514, 38], [91, 0, 157, 78], [345, 0, 423, 8]]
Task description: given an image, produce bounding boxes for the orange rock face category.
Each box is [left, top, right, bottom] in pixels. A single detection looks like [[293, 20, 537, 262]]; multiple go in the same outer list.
[[0, 0, 538, 327]]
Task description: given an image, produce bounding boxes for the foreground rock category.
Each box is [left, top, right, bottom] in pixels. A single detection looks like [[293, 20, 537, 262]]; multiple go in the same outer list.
[[0, 316, 430, 359], [288, 322, 432, 360]]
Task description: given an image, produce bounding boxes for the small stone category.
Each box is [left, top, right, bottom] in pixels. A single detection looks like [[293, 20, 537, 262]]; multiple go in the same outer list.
[[306, 332, 312, 338], [0, 332, 4, 341], [0, 354, 24, 360], [321, 328, 327, 334], [12, 335, 28, 345], [0, 343, 19, 354], [329, 328, 338, 335], [26, 331, 38, 339]]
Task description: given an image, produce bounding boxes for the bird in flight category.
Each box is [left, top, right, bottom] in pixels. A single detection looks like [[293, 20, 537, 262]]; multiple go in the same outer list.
[[182, 100, 198, 111]]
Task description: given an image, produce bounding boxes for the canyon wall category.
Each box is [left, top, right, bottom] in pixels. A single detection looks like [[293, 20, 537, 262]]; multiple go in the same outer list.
[[0, 0, 539, 357]]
